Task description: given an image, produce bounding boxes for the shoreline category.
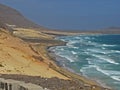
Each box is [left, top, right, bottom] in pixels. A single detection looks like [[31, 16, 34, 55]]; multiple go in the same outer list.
[[46, 36, 111, 90], [0, 27, 112, 90]]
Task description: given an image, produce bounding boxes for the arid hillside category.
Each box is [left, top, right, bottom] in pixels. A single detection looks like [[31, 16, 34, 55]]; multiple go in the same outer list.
[[0, 4, 43, 28], [0, 28, 68, 79], [0, 3, 120, 34], [0, 27, 108, 90], [0, 3, 113, 90]]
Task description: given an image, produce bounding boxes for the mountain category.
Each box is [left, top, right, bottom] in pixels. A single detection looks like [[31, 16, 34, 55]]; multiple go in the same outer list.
[[0, 4, 43, 28], [0, 3, 120, 34], [106, 27, 120, 30]]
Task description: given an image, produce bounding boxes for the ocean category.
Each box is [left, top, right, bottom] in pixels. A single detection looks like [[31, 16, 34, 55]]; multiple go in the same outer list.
[[50, 34, 120, 90]]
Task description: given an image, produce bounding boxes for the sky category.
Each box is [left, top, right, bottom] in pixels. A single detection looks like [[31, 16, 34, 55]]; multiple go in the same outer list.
[[0, 0, 120, 30]]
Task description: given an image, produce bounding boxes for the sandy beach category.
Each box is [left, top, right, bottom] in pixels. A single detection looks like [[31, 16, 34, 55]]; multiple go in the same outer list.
[[0, 27, 111, 90]]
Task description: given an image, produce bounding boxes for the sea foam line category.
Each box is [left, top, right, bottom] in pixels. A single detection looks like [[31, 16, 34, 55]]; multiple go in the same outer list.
[[102, 44, 117, 47], [96, 67, 120, 81], [92, 54, 119, 65], [111, 76, 120, 82]]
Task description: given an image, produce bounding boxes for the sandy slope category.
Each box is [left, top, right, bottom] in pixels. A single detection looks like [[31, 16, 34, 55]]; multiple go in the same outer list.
[[0, 28, 68, 79], [0, 28, 111, 90]]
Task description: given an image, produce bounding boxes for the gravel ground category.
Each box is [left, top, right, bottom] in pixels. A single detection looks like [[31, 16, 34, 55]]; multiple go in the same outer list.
[[0, 74, 96, 90]]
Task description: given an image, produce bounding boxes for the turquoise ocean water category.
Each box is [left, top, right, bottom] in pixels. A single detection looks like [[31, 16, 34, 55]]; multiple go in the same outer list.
[[50, 34, 120, 90]]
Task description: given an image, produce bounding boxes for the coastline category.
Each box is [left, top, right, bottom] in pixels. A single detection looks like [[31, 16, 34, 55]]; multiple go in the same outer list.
[[0, 3, 119, 89], [0, 27, 112, 90], [46, 35, 111, 90]]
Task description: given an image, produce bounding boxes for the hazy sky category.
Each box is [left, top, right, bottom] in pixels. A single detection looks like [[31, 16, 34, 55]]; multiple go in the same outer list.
[[0, 0, 120, 30]]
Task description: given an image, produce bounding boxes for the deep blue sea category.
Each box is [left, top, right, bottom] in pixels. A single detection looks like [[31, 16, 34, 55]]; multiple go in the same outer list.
[[50, 34, 120, 90]]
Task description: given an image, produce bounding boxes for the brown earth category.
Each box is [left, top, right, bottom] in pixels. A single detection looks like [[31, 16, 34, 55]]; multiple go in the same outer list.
[[0, 27, 111, 90], [0, 28, 68, 79], [0, 3, 113, 90]]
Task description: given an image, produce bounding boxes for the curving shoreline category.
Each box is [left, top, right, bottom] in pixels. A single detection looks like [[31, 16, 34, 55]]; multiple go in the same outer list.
[[46, 37, 112, 90], [0, 27, 112, 90], [20, 29, 111, 90], [0, 3, 119, 89], [48, 46, 111, 89]]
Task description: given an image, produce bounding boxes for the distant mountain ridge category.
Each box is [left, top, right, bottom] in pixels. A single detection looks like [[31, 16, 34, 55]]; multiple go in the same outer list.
[[0, 3, 120, 34], [0, 3, 43, 28], [105, 27, 120, 30]]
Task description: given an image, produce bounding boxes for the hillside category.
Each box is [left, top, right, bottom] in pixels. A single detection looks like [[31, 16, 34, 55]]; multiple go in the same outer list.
[[0, 27, 108, 90], [0, 3, 112, 90], [0, 3, 120, 34], [0, 4, 43, 28], [0, 28, 68, 79]]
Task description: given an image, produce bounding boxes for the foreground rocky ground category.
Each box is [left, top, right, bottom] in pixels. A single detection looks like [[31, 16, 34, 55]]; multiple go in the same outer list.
[[0, 74, 109, 90]]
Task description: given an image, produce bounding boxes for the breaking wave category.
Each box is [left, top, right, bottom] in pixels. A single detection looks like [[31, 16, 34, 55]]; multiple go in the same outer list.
[[52, 34, 120, 90]]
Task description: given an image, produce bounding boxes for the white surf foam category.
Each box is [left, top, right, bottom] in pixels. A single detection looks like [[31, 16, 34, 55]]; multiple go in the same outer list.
[[66, 40, 79, 47], [87, 48, 108, 54], [75, 36, 81, 39], [87, 48, 120, 55], [59, 39, 66, 41], [111, 76, 120, 82], [66, 43, 74, 47], [102, 44, 117, 47], [115, 50, 120, 53], [92, 54, 119, 65], [80, 65, 120, 84], [65, 56, 75, 62], [87, 58, 94, 65], [96, 66, 120, 75], [87, 49, 120, 54], [84, 37, 91, 40], [73, 47, 79, 49], [68, 40, 78, 44], [84, 51, 90, 55], [96, 66, 110, 76], [111, 50, 120, 53], [96, 67, 120, 81], [71, 51, 77, 55], [102, 47, 106, 49], [57, 54, 75, 62]]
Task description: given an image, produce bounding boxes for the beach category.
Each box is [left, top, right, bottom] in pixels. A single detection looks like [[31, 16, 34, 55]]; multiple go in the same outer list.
[[48, 34, 120, 90], [0, 3, 120, 89], [0, 27, 111, 90]]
